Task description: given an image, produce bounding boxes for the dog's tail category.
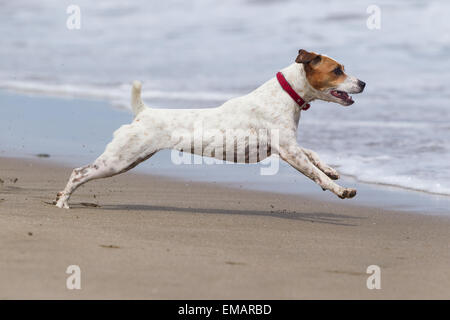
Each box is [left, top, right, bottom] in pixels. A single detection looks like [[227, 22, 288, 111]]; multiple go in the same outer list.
[[131, 80, 146, 117]]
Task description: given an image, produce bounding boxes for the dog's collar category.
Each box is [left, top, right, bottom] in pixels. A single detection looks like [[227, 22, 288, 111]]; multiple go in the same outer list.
[[276, 72, 310, 111]]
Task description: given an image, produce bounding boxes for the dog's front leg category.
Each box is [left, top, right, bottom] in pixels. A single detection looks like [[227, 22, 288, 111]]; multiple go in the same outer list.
[[279, 144, 356, 199], [300, 148, 339, 180]]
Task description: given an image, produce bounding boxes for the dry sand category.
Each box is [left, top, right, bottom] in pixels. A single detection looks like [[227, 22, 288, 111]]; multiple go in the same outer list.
[[0, 156, 449, 299]]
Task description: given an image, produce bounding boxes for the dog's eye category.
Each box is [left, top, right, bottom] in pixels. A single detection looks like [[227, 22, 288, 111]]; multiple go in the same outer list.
[[333, 67, 343, 76], [333, 67, 343, 75]]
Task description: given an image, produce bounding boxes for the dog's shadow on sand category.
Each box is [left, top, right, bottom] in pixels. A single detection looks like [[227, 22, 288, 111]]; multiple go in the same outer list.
[[93, 204, 363, 226]]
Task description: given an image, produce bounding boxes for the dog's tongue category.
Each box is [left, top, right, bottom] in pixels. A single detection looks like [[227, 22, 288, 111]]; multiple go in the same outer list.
[[331, 90, 353, 104]]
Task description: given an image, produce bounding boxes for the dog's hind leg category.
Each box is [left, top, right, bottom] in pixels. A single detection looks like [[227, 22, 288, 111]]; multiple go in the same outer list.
[[54, 123, 158, 209], [54, 162, 112, 209], [301, 148, 340, 180]]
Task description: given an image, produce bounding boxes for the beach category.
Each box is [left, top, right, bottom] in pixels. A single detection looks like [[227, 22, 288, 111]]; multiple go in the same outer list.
[[1, 156, 450, 299], [1, 0, 450, 300]]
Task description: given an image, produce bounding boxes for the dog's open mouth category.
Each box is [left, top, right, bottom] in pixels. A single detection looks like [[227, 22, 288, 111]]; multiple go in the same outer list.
[[330, 90, 354, 105]]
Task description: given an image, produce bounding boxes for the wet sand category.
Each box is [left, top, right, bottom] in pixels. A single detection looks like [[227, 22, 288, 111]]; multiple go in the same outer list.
[[1, 156, 450, 299]]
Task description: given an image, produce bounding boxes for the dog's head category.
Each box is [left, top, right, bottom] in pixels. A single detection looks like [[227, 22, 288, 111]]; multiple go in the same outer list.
[[296, 49, 365, 106]]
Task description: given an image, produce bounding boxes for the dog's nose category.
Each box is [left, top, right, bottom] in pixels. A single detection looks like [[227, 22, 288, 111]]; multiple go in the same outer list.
[[358, 80, 366, 91]]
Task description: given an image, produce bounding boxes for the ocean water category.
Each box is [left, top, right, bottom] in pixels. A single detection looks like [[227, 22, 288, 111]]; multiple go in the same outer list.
[[1, 0, 449, 196]]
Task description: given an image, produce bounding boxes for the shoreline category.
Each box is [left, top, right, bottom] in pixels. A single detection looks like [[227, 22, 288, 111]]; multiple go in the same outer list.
[[4, 150, 450, 217], [1, 156, 450, 299], [4, 149, 450, 216], [5, 149, 450, 198], [1, 89, 449, 216]]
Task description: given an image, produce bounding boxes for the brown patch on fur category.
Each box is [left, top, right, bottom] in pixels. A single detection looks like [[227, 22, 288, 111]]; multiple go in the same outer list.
[[296, 49, 347, 91], [296, 49, 319, 64]]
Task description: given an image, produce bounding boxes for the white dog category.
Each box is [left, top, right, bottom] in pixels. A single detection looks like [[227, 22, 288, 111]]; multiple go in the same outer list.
[[55, 49, 365, 209]]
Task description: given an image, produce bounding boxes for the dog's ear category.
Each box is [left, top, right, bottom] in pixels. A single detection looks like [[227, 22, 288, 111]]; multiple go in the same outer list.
[[296, 49, 321, 66]]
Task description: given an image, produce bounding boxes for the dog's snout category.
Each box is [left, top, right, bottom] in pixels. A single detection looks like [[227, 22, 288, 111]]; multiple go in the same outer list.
[[358, 80, 366, 91]]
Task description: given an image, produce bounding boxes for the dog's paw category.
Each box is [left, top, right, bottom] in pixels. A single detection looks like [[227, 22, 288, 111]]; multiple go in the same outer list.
[[53, 191, 62, 205], [338, 188, 357, 199], [55, 200, 70, 209], [324, 168, 340, 180], [53, 191, 63, 202], [54, 192, 70, 209]]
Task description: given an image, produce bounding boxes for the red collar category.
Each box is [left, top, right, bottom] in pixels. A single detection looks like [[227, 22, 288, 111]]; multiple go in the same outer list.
[[276, 72, 310, 111]]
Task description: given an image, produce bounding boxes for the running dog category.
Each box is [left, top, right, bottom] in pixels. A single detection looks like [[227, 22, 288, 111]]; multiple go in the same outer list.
[[55, 49, 365, 209]]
